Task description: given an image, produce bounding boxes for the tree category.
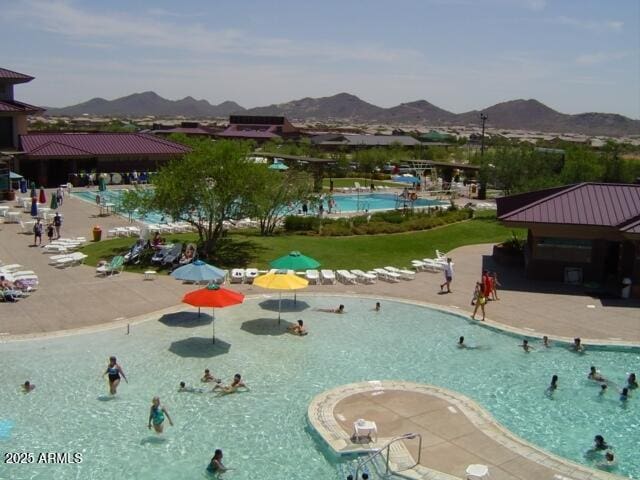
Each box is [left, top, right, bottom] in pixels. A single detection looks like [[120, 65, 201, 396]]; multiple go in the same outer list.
[[248, 169, 313, 235], [150, 139, 260, 255]]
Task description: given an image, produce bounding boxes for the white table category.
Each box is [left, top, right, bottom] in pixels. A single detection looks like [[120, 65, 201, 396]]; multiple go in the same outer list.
[[353, 419, 377, 441], [144, 270, 157, 280], [99, 203, 116, 216], [6, 211, 21, 223], [0, 206, 9, 217]]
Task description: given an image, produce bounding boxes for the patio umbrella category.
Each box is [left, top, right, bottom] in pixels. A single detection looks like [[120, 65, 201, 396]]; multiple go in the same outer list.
[[269, 251, 320, 270], [171, 260, 226, 284], [30, 197, 38, 218], [30, 182, 36, 198], [38, 187, 46, 204], [253, 270, 308, 323], [50, 193, 58, 210], [182, 284, 244, 343], [19, 178, 27, 193], [98, 175, 106, 192], [269, 162, 289, 171]]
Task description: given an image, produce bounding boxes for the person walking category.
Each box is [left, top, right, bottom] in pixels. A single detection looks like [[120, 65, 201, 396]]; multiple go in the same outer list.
[[471, 282, 486, 321], [46, 223, 54, 244], [53, 212, 62, 239], [33, 219, 43, 246], [440, 258, 453, 293], [490, 272, 501, 300]]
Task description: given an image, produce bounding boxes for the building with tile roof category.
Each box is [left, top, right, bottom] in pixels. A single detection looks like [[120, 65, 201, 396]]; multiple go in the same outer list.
[[216, 115, 301, 142], [497, 182, 640, 297]]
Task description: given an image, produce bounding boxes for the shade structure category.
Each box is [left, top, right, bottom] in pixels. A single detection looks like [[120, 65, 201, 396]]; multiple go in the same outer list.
[[38, 187, 46, 204], [253, 270, 308, 322], [50, 193, 58, 210], [30, 197, 38, 217], [270, 251, 320, 270], [182, 284, 244, 343], [9, 171, 23, 180], [171, 260, 226, 283]]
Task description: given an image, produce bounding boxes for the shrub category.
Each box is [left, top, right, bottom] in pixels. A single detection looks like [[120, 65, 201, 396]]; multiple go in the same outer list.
[[284, 215, 320, 232]]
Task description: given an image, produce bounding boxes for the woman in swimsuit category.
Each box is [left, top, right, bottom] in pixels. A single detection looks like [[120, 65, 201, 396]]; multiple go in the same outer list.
[[148, 396, 173, 434], [103, 356, 127, 395], [213, 374, 248, 395], [207, 449, 227, 474]]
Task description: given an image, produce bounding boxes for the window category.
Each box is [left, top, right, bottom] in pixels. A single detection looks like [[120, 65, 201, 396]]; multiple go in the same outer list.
[[534, 237, 592, 263]]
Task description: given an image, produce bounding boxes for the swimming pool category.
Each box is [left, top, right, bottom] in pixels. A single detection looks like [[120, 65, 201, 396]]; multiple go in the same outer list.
[[72, 189, 447, 224], [1, 296, 637, 479]]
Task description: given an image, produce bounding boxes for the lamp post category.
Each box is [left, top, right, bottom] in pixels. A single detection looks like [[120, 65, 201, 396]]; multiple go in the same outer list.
[[478, 113, 488, 200]]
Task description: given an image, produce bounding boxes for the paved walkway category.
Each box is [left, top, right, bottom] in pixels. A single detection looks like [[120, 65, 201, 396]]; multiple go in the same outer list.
[[309, 381, 622, 480], [1, 191, 638, 344]]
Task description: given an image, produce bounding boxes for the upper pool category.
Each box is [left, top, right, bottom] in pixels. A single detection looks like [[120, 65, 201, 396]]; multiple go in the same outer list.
[[1, 296, 638, 479], [72, 189, 447, 224]]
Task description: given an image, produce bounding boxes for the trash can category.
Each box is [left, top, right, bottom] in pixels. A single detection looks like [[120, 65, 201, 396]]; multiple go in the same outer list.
[[621, 278, 632, 299], [92, 225, 102, 242]]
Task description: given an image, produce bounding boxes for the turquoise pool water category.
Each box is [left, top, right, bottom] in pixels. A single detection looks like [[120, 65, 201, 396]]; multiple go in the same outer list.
[[72, 190, 446, 224], [1, 297, 638, 479]]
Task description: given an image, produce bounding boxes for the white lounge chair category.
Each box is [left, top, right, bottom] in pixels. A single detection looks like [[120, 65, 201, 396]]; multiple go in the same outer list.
[[320, 269, 336, 284], [42, 244, 68, 253], [305, 269, 320, 284], [411, 260, 427, 271], [385, 266, 415, 280], [336, 269, 358, 284], [351, 269, 377, 284], [245, 268, 259, 284], [421, 258, 445, 272], [0, 264, 23, 273], [373, 268, 401, 282], [435, 249, 447, 260], [230, 269, 245, 283]]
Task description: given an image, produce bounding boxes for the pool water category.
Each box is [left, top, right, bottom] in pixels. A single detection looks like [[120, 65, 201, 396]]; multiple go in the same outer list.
[[1, 297, 638, 480], [73, 189, 446, 225]]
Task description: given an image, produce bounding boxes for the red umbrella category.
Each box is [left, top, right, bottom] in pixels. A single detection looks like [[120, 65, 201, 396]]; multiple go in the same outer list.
[[38, 187, 46, 204], [182, 284, 244, 343]]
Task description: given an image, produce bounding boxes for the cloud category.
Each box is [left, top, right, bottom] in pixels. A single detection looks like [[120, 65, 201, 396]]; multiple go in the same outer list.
[[575, 52, 630, 65], [5, 0, 421, 64], [551, 16, 624, 32], [524, 0, 546, 12]]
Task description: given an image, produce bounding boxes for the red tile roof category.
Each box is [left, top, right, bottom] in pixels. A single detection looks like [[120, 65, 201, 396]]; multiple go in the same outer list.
[[498, 183, 640, 233], [0, 67, 34, 83], [217, 124, 280, 139], [153, 127, 216, 136], [0, 100, 43, 113], [19, 133, 190, 157]]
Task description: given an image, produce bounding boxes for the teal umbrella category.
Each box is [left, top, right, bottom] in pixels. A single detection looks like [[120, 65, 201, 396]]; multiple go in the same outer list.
[[269, 162, 289, 171], [98, 175, 106, 192], [270, 251, 320, 270], [50, 194, 58, 210]]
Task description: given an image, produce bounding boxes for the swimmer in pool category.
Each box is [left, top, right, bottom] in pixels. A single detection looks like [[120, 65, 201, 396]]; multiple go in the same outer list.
[[588, 366, 607, 383], [519, 339, 533, 353], [458, 336, 466, 348], [542, 335, 551, 347], [316, 304, 345, 314], [22, 381, 35, 393], [201, 369, 220, 384], [103, 356, 127, 395], [287, 319, 307, 336], [627, 373, 638, 389], [374, 302, 381, 312], [212, 373, 248, 395], [207, 449, 227, 474], [546, 375, 558, 395], [597, 451, 617, 471], [572, 337, 585, 353], [593, 435, 609, 451], [599, 384, 608, 396], [178, 382, 204, 393], [148, 396, 173, 434], [620, 387, 629, 402]]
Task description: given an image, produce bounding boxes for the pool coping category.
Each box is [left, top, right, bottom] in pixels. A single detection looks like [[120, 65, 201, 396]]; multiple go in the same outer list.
[[2, 293, 638, 351], [307, 381, 626, 480]]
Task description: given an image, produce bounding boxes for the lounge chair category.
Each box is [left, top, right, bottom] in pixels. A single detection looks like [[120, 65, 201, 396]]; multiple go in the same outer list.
[[435, 249, 447, 260], [96, 256, 125, 276], [373, 268, 401, 282], [245, 268, 259, 284], [320, 269, 336, 285], [42, 244, 68, 254], [422, 258, 445, 271], [305, 269, 320, 284], [162, 243, 183, 267], [54, 252, 88, 268], [0, 264, 23, 273], [350, 269, 377, 284], [124, 241, 145, 264], [336, 269, 358, 284], [385, 266, 416, 280], [151, 245, 172, 264], [411, 260, 427, 271], [230, 269, 245, 283]]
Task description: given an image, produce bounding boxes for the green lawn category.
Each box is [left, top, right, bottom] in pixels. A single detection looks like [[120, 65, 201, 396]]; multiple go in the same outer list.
[[80, 215, 522, 272]]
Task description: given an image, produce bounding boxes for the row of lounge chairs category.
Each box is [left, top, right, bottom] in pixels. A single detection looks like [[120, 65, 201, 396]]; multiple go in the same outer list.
[[41, 237, 87, 254], [48, 252, 88, 268], [1, 262, 38, 300], [107, 226, 141, 238], [145, 222, 196, 234]]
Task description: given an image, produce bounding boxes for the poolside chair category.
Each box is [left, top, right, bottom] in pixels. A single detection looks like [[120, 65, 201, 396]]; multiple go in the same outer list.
[[411, 260, 428, 271], [350, 269, 377, 284], [336, 270, 358, 284], [96, 256, 125, 277], [151, 245, 172, 264], [19, 220, 36, 234], [385, 266, 415, 280], [420, 258, 445, 272], [320, 269, 336, 285], [162, 243, 183, 267], [305, 269, 320, 284], [0, 264, 23, 273], [42, 244, 68, 254], [230, 269, 245, 284], [373, 268, 401, 282], [354, 181, 363, 192], [435, 249, 447, 260], [245, 268, 259, 284]]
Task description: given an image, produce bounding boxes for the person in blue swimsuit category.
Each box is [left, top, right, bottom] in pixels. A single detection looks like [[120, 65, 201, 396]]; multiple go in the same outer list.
[[103, 356, 127, 395], [207, 449, 227, 475], [148, 396, 173, 434]]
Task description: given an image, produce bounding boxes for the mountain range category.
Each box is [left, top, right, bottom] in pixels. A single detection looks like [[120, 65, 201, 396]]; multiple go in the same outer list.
[[44, 91, 640, 136]]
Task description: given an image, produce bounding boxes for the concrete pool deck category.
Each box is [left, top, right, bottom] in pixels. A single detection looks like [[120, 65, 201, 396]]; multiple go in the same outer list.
[[308, 381, 624, 480]]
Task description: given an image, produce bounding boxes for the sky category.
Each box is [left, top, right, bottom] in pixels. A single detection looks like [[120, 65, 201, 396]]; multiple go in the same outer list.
[[1, 0, 639, 118]]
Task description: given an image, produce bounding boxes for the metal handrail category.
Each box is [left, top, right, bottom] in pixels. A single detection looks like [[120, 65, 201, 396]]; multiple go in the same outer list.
[[353, 432, 422, 479]]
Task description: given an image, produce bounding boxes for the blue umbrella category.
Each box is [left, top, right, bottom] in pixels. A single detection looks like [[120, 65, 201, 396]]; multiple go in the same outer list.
[[30, 197, 38, 217], [171, 260, 226, 283], [19, 178, 27, 193]]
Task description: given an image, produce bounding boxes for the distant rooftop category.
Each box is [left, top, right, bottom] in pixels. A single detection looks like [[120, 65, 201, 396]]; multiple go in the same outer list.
[[19, 133, 190, 157], [0, 100, 43, 113], [312, 133, 421, 147]]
